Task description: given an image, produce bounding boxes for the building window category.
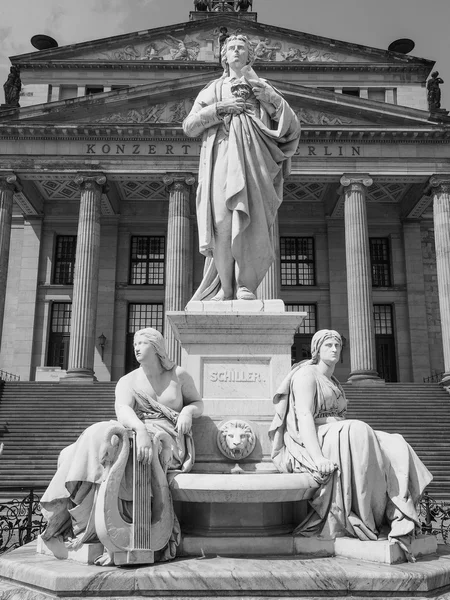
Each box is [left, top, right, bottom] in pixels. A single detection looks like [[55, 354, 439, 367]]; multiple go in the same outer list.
[[374, 304, 397, 382], [285, 304, 317, 363], [370, 238, 391, 287], [53, 235, 77, 285], [373, 304, 393, 335], [280, 237, 315, 286], [129, 236, 165, 285], [47, 302, 72, 369], [126, 303, 164, 373]]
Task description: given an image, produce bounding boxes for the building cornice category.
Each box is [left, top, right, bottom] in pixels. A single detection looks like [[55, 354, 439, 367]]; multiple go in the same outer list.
[[15, 61, 431, 75], [0, 124, 449, 143]]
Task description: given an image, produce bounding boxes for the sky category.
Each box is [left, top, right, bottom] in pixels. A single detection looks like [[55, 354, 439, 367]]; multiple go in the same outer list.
[[1, 0, 450, 107]]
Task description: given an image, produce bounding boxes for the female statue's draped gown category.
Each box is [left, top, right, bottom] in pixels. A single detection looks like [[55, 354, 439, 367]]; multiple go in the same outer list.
[[269, 364, 432, 556]]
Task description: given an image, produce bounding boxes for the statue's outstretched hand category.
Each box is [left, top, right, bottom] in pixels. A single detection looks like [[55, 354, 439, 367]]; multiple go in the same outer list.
[[136, 429, 153, 464], [177, 410, 193, 435], [315, 457, 337, 476], [216, 97, 246, 115]]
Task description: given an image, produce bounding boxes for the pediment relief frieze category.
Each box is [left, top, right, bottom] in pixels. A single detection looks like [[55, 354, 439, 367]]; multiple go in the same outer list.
[[58, 29, 355, 65], [80, 100, 366, 126], [82, 98, 196, 125]]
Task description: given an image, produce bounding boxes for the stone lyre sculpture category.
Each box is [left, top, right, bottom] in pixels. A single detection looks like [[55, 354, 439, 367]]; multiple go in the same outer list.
[[183, 34, 300, 301], [269, 330, 432, 561], [39, 328, 203, 566]]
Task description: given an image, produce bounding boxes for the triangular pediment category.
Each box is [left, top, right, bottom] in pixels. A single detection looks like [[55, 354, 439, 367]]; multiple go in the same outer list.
[[0, 73, 442, 131], [11, 15, 432, 70]]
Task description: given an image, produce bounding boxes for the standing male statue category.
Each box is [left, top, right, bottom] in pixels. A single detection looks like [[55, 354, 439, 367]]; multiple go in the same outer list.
[[183, 35, 300, 301]]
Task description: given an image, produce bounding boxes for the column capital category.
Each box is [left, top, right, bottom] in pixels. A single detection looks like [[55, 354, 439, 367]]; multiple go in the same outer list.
[[340, 174, 373, 191], [430, 175, 450, 195], [74, 173, 107, 193], [0, 173, 21, 193], [163, 173, 196, 193]]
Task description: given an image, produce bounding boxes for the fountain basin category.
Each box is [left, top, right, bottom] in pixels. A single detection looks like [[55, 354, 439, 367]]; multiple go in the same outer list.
[[171, 472, 318, 503]]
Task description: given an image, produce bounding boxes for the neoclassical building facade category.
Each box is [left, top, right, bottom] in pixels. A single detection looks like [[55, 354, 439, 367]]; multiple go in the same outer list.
[[0, 2, 449, 385]]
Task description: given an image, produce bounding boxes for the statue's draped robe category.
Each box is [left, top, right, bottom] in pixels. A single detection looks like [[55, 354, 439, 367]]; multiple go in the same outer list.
[[183, 77, 300, 299], [40, 389, 194, 559], [268, 364, 432, 559]]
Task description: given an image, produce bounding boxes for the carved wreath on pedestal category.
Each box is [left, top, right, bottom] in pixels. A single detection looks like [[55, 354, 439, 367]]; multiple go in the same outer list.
[[217, 419, 256, 461]]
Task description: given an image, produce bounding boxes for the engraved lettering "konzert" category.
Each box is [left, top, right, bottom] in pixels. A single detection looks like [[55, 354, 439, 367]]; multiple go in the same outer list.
[[210, 371, 264, 383]]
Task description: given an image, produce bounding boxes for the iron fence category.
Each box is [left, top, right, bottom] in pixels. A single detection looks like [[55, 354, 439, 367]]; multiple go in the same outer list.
[[0, 489, 45, 554], [423, 372, 445, 383], [0, 370, 20, 382], [0, 488, 446, 555]]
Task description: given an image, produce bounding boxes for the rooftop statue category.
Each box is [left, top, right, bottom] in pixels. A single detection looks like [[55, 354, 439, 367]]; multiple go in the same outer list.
[[194, 0, 212, 11], [39, 328, 203, 566], [3, 66, 21, 107], [234, 0, 252, 11], [269, 329, 432, 561], [427, 71, 444, 111], [183, 34, 300, 301]]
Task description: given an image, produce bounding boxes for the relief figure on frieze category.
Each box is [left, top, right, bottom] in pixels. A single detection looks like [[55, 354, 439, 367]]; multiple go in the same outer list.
[[183, 34, 300, 301]]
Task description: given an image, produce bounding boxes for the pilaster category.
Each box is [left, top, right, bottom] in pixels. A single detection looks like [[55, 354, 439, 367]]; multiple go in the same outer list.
[[402, 221, 431, 381], [0, 174, 20, 346], [64, 174, 106, 382], [163, 174, 195, 364], [430, 176, 450, 386], [341, 174, 380, 383]]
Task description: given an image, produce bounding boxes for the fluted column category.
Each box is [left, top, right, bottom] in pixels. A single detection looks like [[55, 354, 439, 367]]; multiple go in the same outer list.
[[64, 174, 106, 382], [431, 176, 450, 386], [163, 174, 194, 364], [0, 174, 19, 345], [256, 217, 280, 300], [341, 174, 379, 383]]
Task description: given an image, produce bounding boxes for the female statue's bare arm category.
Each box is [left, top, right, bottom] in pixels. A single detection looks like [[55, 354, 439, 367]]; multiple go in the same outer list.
[[292, 371, 336, 476], [115, 377, 153, 464], [176, 367, 204, 434]]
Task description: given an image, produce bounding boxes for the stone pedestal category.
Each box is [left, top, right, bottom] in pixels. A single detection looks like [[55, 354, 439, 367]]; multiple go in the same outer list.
[[64, 174, 105, 382], [431, 176, 450, 387], [168, 300, 305, 417], [163, 174, 194, 364], [341, 175, 380, 384], [0, 174, 18, 346]]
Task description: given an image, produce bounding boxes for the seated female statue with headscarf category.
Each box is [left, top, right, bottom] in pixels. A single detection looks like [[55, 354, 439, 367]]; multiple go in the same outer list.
[[39, 328, 203, 565], [269, 329, 432, 560]]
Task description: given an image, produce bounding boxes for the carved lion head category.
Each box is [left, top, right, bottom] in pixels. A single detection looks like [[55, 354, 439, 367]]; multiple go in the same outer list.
[[217, 419, 256, 461]]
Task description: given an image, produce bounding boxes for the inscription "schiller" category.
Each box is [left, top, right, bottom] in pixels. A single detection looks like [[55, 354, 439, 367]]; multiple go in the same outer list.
[[210, 370, 265, 383]]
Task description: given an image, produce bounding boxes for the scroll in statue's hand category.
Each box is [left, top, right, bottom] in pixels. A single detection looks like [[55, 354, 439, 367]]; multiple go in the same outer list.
[[136, 429, 153, 464], [177, 410, 193, 435]]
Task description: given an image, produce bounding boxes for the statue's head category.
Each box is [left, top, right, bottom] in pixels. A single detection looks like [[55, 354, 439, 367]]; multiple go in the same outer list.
[[310, 329, 342, 364], [221, 34, 255, 73], [133, 327, 175, 370], [432, 71, 439, 79]]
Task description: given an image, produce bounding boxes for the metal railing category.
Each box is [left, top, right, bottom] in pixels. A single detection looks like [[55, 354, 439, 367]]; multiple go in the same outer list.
[[423, 371, 445, 383], [0, 370, 20, 382], [0, 489, 45, 554], [0, 488, 446, 555]]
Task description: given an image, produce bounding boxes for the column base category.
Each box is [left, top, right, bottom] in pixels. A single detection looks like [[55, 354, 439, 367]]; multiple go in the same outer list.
[[62, 369, 96, 383], [347, 370, 384, 385]]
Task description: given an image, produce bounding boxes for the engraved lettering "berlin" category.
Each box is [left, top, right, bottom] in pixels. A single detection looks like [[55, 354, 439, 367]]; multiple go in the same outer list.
[[210, 371, 264, 383]]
